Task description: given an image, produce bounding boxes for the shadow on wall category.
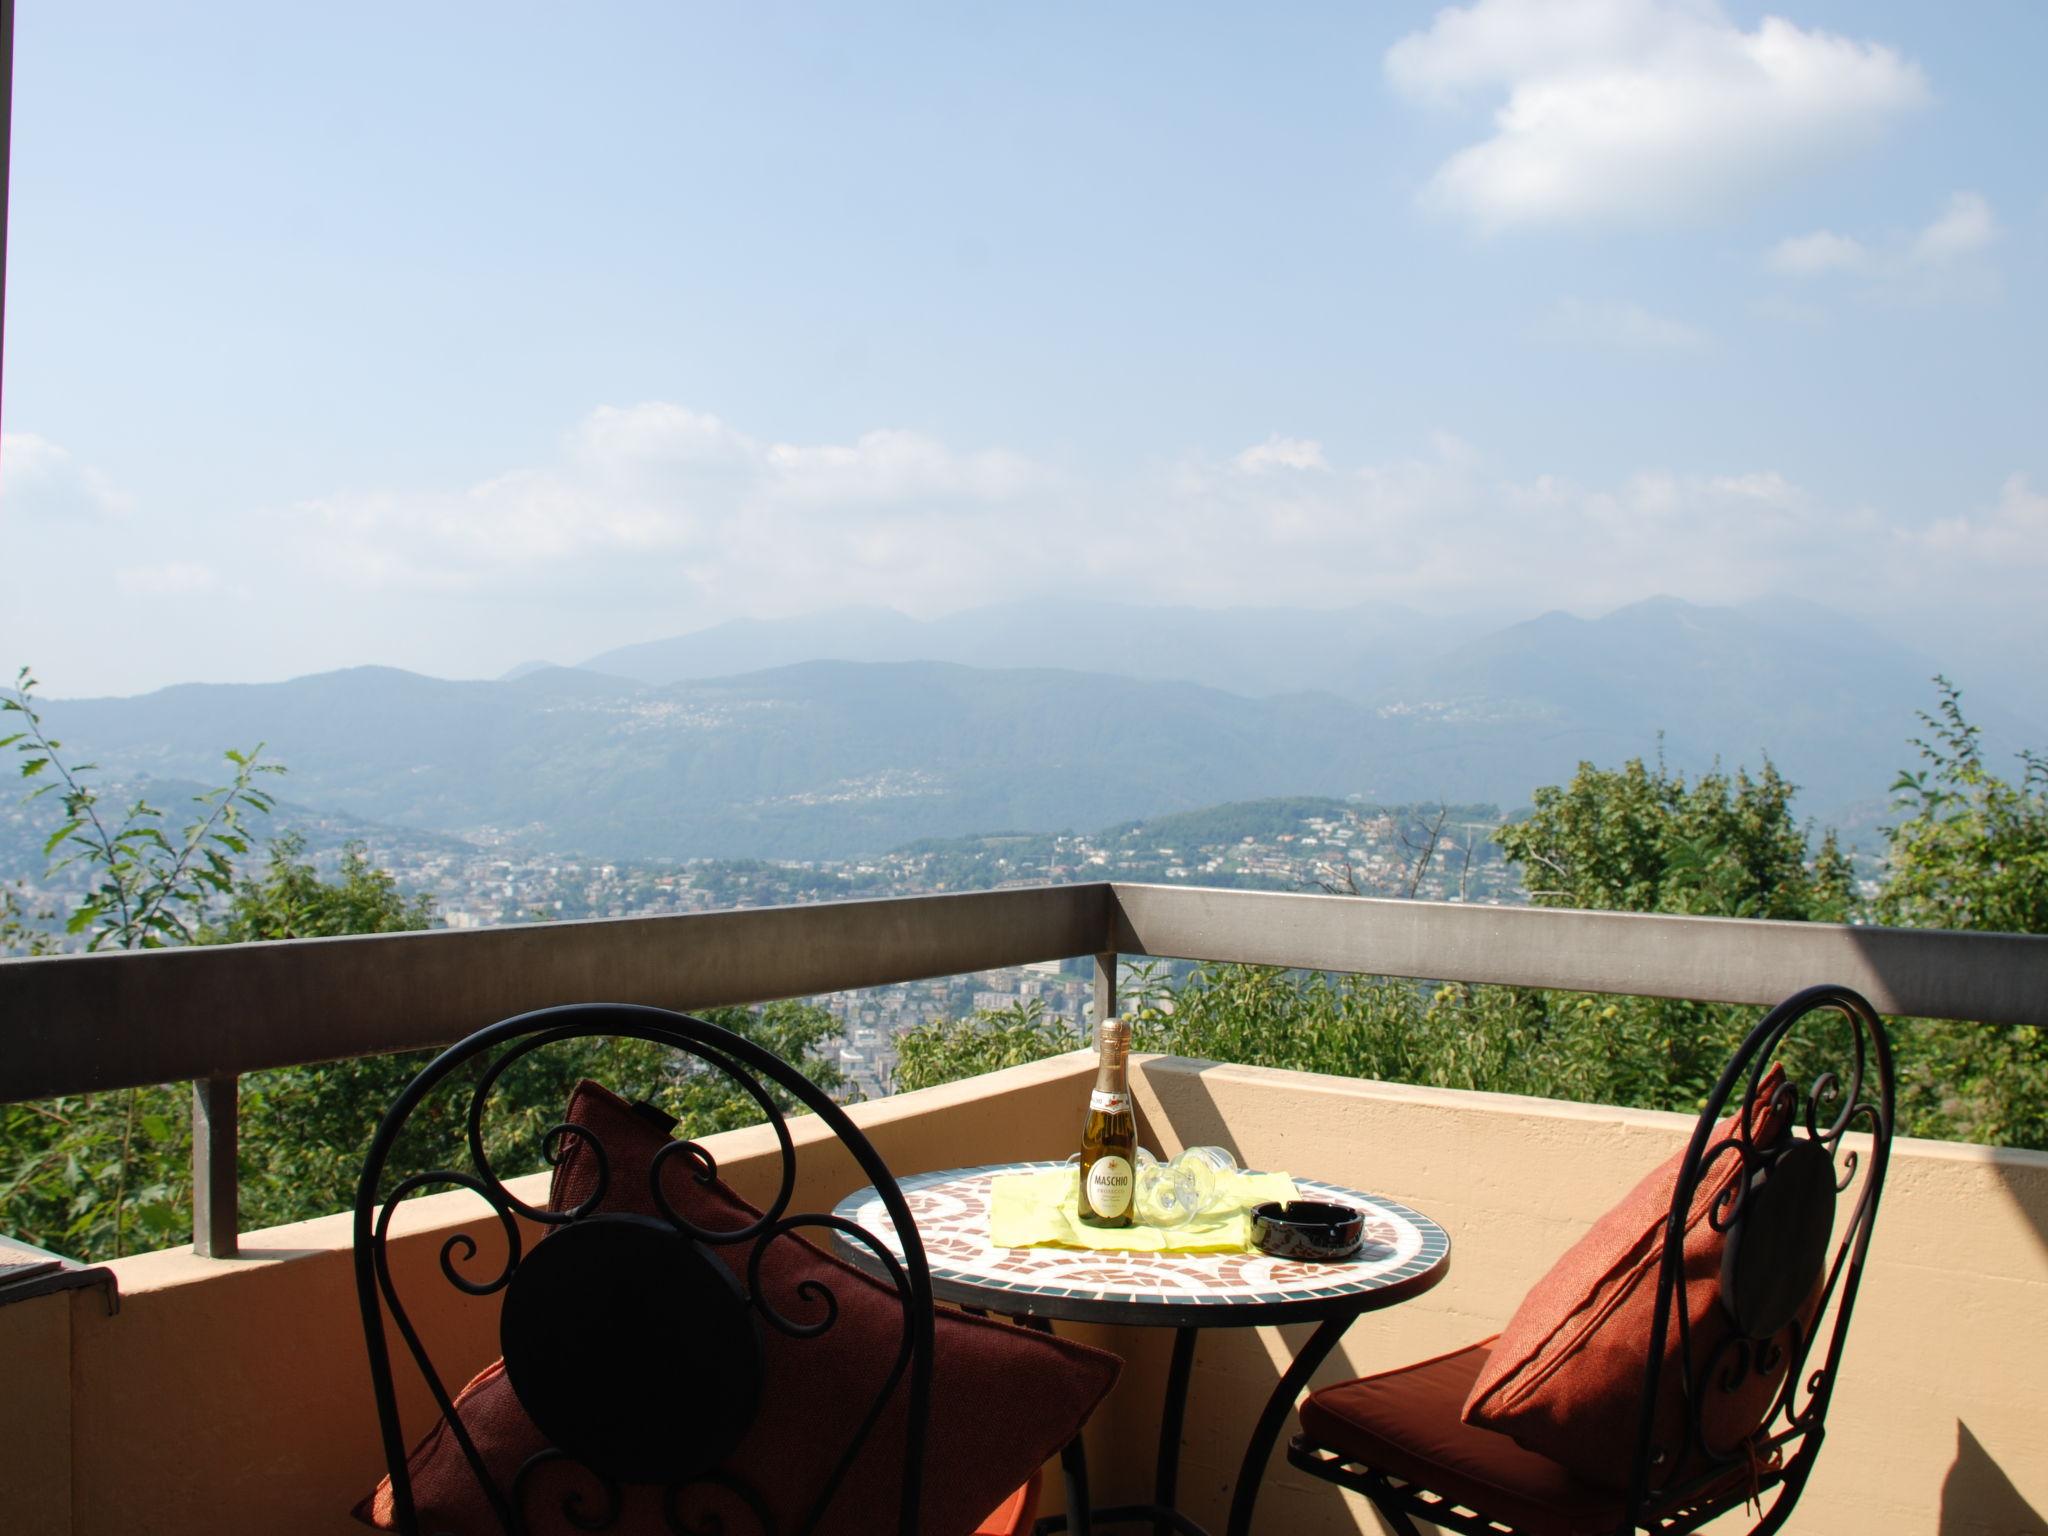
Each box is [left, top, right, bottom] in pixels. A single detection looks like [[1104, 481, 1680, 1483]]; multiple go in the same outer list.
[[1131, 1055, 1244, 1165], [1985, 1146, 2048, 1264], [1941, 1422, 2044, 1535]]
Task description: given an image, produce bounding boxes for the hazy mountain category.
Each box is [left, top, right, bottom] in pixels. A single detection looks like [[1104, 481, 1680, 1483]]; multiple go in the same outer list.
[[26, 598, 2033, 863], [1377, 596, 2041, 827], [34, 662, 1406, 859], [579, 599, 1481, 699], [499, 659, 562, 681]]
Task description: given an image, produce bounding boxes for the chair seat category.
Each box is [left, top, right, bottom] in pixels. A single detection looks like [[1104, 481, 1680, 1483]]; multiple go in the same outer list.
[[973, 1470, 1041, 1536], [1297, 1340, 1628, 1536]]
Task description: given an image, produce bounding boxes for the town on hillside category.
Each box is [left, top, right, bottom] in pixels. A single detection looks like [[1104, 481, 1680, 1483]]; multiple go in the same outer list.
[[2, 797, 1514, 1100]]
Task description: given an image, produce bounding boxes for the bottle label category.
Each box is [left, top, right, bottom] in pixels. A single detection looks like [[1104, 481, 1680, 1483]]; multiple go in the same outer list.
[[1089, 1090, 1131, 1114], [1086, 1155, 1134, 1218]]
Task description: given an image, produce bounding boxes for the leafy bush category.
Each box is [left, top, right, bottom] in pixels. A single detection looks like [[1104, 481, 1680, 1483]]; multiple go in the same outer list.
[[902, 686, 2044, 1151], [2, 678, 847, 1259]]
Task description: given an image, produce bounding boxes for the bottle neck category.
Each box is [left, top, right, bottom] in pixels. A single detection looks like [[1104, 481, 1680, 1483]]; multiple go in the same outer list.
[[1092, 1050, 1129, 1101]]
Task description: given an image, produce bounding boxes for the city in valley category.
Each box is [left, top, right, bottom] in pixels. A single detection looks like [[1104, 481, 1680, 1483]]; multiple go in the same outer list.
[[5, 796, 1517, 1101], [447, 801, 1516, 1098]]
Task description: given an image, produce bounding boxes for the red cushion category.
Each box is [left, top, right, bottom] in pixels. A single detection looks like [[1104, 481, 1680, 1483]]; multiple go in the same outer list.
[[356, 1081, 1119, 1535], [1301, 1340, 1626, 1536], [1462, 1064, 1799, 1489], [971, 1470, 1040, 1536]]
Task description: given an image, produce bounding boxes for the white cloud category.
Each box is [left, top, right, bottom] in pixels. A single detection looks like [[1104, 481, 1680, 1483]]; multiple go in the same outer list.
[[1234, 435, 1329, 473], [12, 408, 2038, 697], [294, 404, 1053, 609], [1541, 297, 1710, 352], [0, 432, 134, 521], [1766, 192, 2000, 301], [113, 561, 219, 596], [1767, 230, 1868, 275], [1910, 190, 1996, 265], [1913, 475, 2048, 568], [1386, 0, 1928, 229], [281, 406, 2046, 636]]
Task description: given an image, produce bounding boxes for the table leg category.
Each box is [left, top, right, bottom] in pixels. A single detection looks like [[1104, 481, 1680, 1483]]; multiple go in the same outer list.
[[1028, 1320, 1210, 1536], [1223, 1314, 1354, 1536], [1153, 1327, 1198, 1535], [1022, 1317, 1093, 1536]]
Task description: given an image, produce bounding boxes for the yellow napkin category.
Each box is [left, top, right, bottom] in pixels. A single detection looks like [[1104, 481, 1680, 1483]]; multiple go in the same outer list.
[[988, 1167, 1298, 1253]]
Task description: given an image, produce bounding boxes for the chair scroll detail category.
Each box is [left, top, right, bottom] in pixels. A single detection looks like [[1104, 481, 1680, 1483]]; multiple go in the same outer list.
[[1630, 982, 1894, 1529], [351, 1002, 938, 1536], [1287, 983, 1895, 1536]]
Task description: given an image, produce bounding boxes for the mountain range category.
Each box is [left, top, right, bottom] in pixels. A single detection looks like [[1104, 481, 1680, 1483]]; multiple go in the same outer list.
[[566, 599, 1479, 700], [25, 597, 2033, 862]]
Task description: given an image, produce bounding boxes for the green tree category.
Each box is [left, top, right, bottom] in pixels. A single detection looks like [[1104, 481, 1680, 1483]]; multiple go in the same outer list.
[[1482, 753, 1860, 1114], [895, 1000, 1091, 1094], [236, 995, 850, 1236], [1870, 680, 2048, 1147], [201, 832, 435, 942], [893, 757, 1870, 1135], [194, 833, 445, 1232], [1876, 679, 2048, 935], [3, 670, 282, 1256], [7, 821, 856, 1252], [1, 880, 57, 956], [4, 678, 855, 1255], [1496, 753, 1852, 921], [3, 669, 279, 950]]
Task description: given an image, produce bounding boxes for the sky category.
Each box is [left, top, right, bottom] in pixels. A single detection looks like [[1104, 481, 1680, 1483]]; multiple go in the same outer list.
[[2, 0, 2043, 702]]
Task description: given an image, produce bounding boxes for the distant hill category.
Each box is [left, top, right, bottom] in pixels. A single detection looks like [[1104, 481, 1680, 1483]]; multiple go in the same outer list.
[[1097, 796, 1361, 847], [1379, 596, 2040, 836], [30, 662, 1409, 860], [22, 598, 2035, 863], [579, 599, 1478, 699]]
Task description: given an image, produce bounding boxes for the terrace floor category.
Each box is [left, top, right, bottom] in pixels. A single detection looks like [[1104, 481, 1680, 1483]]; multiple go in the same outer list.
[[6, 1048, 2045, 1535]]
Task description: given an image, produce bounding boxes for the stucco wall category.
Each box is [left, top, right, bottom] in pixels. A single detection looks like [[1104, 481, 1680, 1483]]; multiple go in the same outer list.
[[0, 1276, 77, 1534], [6, 1050, 2042, 1535], [1122, 1056, 2048, 1536], [1, 1052, 1108, 1536]]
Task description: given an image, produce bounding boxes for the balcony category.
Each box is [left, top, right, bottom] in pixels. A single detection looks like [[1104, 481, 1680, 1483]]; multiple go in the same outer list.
[[3, 883, 2045, 1534]]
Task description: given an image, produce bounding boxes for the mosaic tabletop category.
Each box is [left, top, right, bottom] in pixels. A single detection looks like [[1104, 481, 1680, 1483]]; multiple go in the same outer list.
[[831, 1161, 1450, 1327]]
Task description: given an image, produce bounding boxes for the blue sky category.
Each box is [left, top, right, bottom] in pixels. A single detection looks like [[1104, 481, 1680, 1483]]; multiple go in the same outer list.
[[2, 1, 2043, 700]]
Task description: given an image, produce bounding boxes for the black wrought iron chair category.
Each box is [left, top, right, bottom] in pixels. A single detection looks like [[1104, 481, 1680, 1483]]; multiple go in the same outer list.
[[1286, 983, 1895, 1536], [351, 1002, 944, 1536]]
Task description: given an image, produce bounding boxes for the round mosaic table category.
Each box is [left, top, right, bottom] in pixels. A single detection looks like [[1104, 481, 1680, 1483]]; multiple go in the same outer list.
[[832, 1161, 1451, 1536]]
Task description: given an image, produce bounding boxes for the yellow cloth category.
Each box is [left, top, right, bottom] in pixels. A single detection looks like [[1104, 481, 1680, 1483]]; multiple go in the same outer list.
[[988, 1167, 1299, 1253]]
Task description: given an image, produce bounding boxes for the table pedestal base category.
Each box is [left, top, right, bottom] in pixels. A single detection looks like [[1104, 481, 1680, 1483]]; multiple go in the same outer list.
[[1025, 1313, 1356, 1536]]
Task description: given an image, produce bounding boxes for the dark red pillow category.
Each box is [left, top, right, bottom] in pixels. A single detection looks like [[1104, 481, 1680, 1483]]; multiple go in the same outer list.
[[1462, 1064, 1805, 1490], [356, 1080, 1119, 1535]]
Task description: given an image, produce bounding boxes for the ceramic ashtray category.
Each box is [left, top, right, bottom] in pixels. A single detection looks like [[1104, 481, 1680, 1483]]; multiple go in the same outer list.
[[1249, 1200, 1365, 1261]]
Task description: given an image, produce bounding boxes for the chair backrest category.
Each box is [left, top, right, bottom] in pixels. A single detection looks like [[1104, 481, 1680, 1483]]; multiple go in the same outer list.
[[352, 1002, 936, 1536], [1630, 984, 1894, 1532]]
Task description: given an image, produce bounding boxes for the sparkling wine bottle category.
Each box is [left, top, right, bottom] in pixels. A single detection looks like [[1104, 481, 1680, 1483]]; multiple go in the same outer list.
[[1078, 1016, 1136, 1228]]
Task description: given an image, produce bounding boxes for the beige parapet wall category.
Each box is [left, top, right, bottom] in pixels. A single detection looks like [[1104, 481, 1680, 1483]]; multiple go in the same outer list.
[[5, 1052, 2043, 1535], [1124, 1057, 2048, 1536], [0, 1051, 1106, 1536]]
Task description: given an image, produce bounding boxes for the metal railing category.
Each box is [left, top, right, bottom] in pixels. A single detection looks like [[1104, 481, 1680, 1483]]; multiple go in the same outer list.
[[3, 882, 2044, 1255]]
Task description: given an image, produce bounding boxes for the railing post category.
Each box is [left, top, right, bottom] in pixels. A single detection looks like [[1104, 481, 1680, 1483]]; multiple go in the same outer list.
[[192, 1073, 239, 1258], [1094, 950, 1118, 1025]]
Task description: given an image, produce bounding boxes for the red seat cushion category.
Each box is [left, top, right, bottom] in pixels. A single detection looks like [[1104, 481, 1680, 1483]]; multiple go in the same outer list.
[[1300, 1341, 1626, 1536], [1461, 1064, 1799, 1490], [971, 1469, 1040, 1536], [355, 1080, 1119, 1535]]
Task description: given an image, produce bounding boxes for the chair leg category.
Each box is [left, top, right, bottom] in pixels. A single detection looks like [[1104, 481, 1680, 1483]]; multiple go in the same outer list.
[[1057, 1434, 1093, 1536], [1742, 1457, 1813, 1536], [1367, 1495, 1429, 1536]]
